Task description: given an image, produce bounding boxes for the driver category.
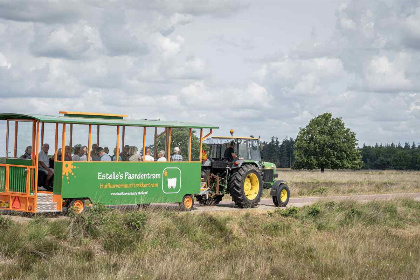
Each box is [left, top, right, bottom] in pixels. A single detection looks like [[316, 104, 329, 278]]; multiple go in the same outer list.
[[224, 141, 237, 161]]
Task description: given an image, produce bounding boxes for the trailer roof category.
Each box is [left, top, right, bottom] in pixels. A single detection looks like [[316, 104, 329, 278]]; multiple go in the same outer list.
[[0, 113, 219, 129]]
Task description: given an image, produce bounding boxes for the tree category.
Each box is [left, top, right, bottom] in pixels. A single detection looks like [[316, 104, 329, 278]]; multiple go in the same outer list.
[[156, 128, 202, 160], [293, 112, 363, 172]]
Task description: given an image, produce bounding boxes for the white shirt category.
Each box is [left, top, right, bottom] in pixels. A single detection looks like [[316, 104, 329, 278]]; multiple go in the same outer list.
[[157, 156, 167, 162], [144, 155, 154, 162], [72, 154, 81, 161], [39, 151, 50, 172]]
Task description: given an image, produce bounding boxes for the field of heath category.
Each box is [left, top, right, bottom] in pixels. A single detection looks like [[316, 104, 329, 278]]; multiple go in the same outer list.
[[1, 199, 420, 279]]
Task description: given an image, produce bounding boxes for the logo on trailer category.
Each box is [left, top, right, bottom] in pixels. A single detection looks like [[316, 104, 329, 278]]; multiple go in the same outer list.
[[162, 167, 181, 194]]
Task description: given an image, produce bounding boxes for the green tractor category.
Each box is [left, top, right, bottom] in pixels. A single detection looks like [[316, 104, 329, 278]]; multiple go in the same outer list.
[[197, 136, 290, 208]]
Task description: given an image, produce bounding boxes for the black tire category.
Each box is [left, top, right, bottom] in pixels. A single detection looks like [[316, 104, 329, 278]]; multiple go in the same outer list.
[[229, 165, 262, 208], [179, 194, 194, 211], [273, 184, 290, 207]]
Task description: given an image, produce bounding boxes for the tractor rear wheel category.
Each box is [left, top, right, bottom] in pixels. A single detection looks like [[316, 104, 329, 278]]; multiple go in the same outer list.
[[273, 184, 290, 207], [229, 165, 262, 208]]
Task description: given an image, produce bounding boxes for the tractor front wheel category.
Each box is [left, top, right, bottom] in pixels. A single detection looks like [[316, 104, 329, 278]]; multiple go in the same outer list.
[[229, 165, 262, 208], [273, 184, 290, 207]]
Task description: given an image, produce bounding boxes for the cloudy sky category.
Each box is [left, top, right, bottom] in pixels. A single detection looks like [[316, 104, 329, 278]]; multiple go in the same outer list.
[[0, 0, 420, 147]]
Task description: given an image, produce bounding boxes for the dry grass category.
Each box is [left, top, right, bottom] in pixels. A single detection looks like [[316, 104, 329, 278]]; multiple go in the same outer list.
[[0, 199, 420, 279], [268, 170, 420, 197]]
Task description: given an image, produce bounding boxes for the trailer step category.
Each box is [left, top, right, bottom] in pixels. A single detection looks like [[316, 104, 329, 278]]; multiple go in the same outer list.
[[37, 193, 58, 212], [37, 193, 54, 203], [36, 202, 59, 212]]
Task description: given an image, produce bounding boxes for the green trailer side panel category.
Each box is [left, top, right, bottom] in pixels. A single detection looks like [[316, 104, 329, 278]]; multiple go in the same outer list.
[[6, 159, 32, 166], [60, 162, 201, 205], [0, 166, 5, 192], [53, 162, 63, 195]]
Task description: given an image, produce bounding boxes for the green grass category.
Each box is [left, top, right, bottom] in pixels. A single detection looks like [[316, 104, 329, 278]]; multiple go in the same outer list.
[[262, 170, 420, 198], [1, 199, 420, 279]]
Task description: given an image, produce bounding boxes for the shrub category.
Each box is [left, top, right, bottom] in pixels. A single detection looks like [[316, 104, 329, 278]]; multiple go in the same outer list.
[[276, 206, 299, 217], [307, 205, 321, 217]]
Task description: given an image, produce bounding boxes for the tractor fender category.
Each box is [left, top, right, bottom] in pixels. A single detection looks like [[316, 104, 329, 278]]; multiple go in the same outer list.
[[270, 180, 287, 196], [231, 159, 245, 168]]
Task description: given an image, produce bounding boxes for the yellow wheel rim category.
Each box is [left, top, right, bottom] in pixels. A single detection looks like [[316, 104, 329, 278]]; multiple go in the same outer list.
[[280, 189, 288, 202], [184, 196, 193, 209], [244, 173, 260, 200], [72, 200, 84, 214]]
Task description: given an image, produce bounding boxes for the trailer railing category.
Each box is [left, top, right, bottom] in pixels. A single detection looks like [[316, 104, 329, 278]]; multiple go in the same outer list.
[[0, 164, 36, 195]]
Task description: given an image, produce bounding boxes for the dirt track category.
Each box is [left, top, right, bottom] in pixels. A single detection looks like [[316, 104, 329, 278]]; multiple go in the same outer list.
[[193, 192, 420, 212], [2, 193, 420, 222]]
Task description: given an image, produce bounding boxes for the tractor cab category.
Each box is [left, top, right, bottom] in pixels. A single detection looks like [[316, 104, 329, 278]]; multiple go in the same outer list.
[[207, 136, 262, 162]]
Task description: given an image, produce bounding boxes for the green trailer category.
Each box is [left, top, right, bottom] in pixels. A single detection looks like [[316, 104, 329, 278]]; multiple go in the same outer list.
[[0, 111, 217, 213]]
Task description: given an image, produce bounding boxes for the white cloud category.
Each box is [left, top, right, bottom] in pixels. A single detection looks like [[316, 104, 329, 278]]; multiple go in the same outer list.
[[0, 52, 11, 69], [0, 0, 419, 147]]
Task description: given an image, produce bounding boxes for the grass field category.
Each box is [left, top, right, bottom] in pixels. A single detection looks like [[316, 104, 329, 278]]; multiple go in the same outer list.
[[262, 170, 420, 198], [1, 199, 420, 279]]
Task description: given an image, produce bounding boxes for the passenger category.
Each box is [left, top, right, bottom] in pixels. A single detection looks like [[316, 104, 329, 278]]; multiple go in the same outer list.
[[98, 147, 111, 161], [129, 146, 141, 162], [72, 145, 82, 161], [120, 145, 130, 161], [57, 146, 72, 161], [79, 146, 88, 161], [171, 147, 183, 162], [157, 150, 167, 162], [104, 147, 109, 155], [91, 144, 101, 161], [224, 141, 237, 161], [144, 148, 154, 162], [111, 148, 122, 161], [56, 148, 62, 160], [39, 143, 53, 190], [64, 146, 72, 161], [20, 146, 32, 159]]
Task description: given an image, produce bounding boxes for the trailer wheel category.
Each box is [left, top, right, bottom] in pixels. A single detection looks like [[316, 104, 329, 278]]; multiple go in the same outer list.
[[273, 184, 290, 207], [69, 199, 85, 214], [180, 195, 194, 211]]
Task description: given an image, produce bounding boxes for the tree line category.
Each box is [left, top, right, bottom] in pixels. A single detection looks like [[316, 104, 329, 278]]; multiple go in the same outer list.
[[262, 137, 420, 170]]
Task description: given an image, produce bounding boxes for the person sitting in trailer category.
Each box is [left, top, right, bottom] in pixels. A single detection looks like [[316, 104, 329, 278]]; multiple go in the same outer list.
[[97, 147, 111, 161], [38, 143, 54, 190], [171, 147, 183, 161], [111, 148, 122, 161], [144, 148, 154, 161], [129, 146, 142, 161], [104, 147, 109, 155], [20, 146, 32, 159], [72, 145, 82, 161], [91, 144, 101, 161], [57, 146, 72, 161], [157, 150, 167, 162], [79, 146, 88, 161], [120, 145, 130, 161]]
